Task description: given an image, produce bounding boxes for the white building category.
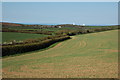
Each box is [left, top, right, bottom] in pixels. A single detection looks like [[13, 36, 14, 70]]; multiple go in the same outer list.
[[73, 23, 75, 25], [58, 26, 61, 28], [83, 24, 85, 26]]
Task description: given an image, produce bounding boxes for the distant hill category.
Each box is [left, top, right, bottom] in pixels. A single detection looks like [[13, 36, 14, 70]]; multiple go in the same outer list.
[[1, 22, 23, 27], [1, 22, 118, 28], [1, 22, 84, 28]]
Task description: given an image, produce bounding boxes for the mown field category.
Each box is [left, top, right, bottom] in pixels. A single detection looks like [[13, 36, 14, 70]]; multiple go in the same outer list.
[[2, 32, 49, 43], [2, 30, 118, 78]]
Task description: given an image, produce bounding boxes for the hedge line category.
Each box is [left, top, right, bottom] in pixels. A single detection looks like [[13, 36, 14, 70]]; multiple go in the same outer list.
[[2, 35, 70, 56], [55, 26, 119, 36], [2, 28, 53, 35], [2, 26, 119, 56]]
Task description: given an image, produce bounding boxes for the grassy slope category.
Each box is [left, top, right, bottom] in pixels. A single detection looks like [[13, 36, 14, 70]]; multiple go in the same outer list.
[[2, 30, 118, 78], [2, 32, 49, 42]]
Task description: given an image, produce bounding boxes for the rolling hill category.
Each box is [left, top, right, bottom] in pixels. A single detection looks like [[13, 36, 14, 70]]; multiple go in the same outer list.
[[2, 30, 118, 78]]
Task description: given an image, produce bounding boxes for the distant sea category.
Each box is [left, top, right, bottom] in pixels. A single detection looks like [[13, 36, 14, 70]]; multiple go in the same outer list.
[[2, 22, 117, 26], [21, 23, 117, 26], [19, 22, 117, 26]]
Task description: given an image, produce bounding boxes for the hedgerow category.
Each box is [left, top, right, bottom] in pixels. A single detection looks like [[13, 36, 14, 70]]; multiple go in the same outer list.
[[2, 35, 70, 56], [2, 25, 119, 56]]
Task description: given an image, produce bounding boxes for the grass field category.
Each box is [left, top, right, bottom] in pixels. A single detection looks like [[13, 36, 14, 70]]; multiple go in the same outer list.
[[2, 32, 49, 43], [12, 27, 80, 31], [2, 30, 118, 78]]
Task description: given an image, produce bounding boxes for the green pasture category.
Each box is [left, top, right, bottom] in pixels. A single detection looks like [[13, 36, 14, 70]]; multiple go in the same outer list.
[[2, 30, 118, 78], [41, 27, 80, 31], [12, 27, 80, 31], [2, 32, 49, 43]]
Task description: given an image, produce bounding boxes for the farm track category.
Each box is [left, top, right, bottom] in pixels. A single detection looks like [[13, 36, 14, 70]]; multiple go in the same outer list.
[[2, 30, 118, 78]]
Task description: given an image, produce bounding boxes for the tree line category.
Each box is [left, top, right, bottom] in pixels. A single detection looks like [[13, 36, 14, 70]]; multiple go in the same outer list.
[[2, 28, 53, 35], [2, 35, 70, 56]]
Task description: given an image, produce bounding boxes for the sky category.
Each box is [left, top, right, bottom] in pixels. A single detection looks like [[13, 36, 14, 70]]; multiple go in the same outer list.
[[1, 0, 120, 2], [2, 2, 118, 25]]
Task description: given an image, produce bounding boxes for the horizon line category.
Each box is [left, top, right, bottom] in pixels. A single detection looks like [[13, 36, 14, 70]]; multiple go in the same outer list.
[[1, 21, 118, 26]]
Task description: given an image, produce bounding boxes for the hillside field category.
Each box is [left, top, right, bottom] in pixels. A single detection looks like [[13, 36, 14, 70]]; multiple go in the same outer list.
[[2, 30, 118, 78], [2, 32, 49, 43]]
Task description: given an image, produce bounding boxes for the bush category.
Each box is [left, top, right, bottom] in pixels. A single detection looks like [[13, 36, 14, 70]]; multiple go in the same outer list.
[[2, 35, 71, 56]]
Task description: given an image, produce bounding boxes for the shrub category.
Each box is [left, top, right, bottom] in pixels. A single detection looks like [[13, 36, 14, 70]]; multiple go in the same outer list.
[[2, 35, 71, 56]]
